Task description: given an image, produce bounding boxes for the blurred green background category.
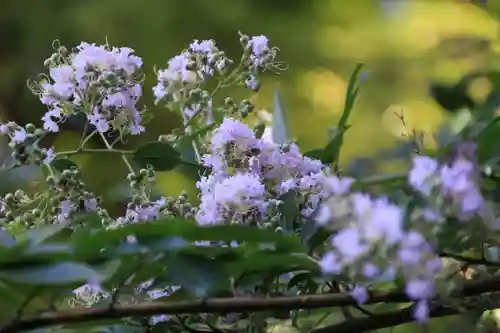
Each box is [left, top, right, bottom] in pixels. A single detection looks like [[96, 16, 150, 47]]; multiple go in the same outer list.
[[1, 0, 500, 208]]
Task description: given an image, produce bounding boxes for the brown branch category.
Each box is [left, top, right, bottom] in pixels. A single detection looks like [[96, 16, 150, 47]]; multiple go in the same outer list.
[[311, 300, 497, 333], [2, 275, 500, 333], [440, 252, 500, 267]]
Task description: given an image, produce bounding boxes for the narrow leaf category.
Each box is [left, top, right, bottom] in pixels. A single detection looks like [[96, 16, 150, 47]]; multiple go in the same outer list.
[[329, 64, 364, 165], [273, 88, 289, 145]]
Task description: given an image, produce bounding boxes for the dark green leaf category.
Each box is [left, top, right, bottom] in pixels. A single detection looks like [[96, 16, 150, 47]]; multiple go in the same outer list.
[[228, 252, 319, 280], [476, 116, 500, 162], [133, 141, 181, 171], [287, 271, 314, 290], [306, 227, 331, 252], [273, 88, 289, 145], [166, 253, 229, 297], [0, 262, 104, 285], [51, 158, 78, 171]]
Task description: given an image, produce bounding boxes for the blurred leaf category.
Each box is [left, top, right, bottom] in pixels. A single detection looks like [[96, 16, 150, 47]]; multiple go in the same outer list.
[[484, 245, 500, 263], [23, 223, 69, 246], [0, 262, 104, 286], [166, 253, 229, 297], [0, 165, 42, 194], [476, 116, 500, 162], [352, 172, 406, 189], [51, 158, 78, 171], [449, 108, 473, 134], [273, 88, 289, 145], [229, 252, 319, 282], [103, 181, 163, 203], [133, 141, 181, 171], [72, 218, 305, 254], [346, 157, 376, 178], [390, 311, 484, 333], [306, 227, 331, 252], [0, 228, 16, 248], [278, 191, 298, 233], [254, 123, 266, 139]]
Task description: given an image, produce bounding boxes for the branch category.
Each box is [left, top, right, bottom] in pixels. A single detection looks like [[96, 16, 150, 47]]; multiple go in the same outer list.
[[440, 252, 500, 267], [311, 300, 498, 333], [3, 275, 500, 333]]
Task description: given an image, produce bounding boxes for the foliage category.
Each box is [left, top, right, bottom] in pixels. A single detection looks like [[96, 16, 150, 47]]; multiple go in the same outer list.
[[1, 31, 500, 333]]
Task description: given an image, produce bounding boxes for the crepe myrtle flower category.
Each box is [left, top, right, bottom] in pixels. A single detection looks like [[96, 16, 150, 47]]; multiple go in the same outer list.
[[31, 41, 146, 137], [408, 153, 484, 221]]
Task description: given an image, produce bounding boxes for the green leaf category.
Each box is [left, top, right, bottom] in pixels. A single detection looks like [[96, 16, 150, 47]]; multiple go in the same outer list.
[[73, 218, 305, 254], [0, 262, 104, 286], [23, 223, 69, 245], [352, 172, 407, 189], [273, 88, 289, 145], [133, 141, 181, 171], [254, 123, 266, 139], [287, 271, 314, 290], [326, 63, 364, 166], [166, 253, 229, 297], [476, 116, 500, 162], [51, 158, 78, 171], [229, 252, 319, 281], [278, 191, 298, 233]]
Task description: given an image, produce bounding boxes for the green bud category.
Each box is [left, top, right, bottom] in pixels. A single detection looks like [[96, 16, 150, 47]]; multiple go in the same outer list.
[[25, 124, 36, 133]]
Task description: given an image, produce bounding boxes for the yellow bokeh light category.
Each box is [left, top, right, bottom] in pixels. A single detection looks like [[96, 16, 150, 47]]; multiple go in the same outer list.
[[382, 99, 446, 149], [295, 69, 347, 116]]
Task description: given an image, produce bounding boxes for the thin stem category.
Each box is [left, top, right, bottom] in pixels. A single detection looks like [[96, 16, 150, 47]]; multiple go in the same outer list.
[[78, 122, 88, 148], [99, 132, 135, 174], [55, 148, 133, 157]]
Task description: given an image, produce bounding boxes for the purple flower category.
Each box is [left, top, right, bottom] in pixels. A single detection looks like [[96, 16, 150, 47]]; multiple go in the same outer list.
[[405, 278, 434, 300], [350, 285, 368, 304], [409, 156, 438, 195]]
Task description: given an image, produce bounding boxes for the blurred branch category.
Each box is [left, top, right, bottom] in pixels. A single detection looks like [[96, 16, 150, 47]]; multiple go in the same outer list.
[[3, 275, 500, 332], [310, 301, 496, 333], [440, 252, 500, 267]]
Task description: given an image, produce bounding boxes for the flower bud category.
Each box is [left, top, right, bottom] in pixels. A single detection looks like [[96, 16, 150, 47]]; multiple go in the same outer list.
[[25, 124, 36, 133], [239, 35, 249, 47]]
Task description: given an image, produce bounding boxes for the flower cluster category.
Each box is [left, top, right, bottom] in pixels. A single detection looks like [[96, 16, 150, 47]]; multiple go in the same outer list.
[[31, 41, 146, 136], [153, 33, 281, 133], [409, 153, 484, 221], [316, 189, 441, 321], [316, 144, 493, 322], [196, 117, 351, 227]]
